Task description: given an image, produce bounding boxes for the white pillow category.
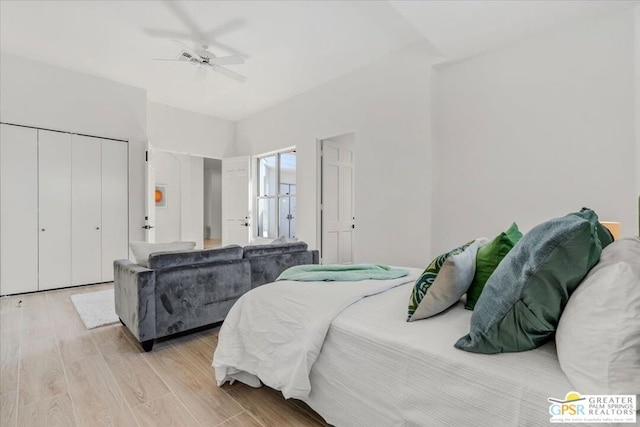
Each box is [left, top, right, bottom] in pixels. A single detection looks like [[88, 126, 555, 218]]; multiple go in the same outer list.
[[250, 237, 275, 246], [556, 237, 640, 397], [129, 241, 196, 267], [272, 235, 299, 244], [408, 237, 488, 321]]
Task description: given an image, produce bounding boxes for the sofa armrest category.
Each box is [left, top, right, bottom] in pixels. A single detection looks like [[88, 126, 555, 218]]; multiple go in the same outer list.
[[114, 259, 156, 342]]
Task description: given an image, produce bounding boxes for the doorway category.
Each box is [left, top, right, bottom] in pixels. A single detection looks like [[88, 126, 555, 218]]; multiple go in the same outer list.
[[153, 150, 183, 243], [204, 158, 223, 249], [147, 148, 221, 249], [318, 133, 355, 264]]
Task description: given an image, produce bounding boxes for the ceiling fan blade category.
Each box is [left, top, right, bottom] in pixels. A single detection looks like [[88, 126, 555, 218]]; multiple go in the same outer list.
[[153, 58, 185, 62], [211, 65, 246, 82], [209, 55, 245, 66], [194, 48, 214, 58], [143, 28, 192, 40], [206, 39, 249, 58], [162, 0, 209, 45], [203, 18, 245, 41], [170, 39, 198, 55]]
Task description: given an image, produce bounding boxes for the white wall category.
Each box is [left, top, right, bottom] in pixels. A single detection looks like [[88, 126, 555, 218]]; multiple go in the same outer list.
[[148, 101, 235, 158], [204, 159, 222, 239], [0, 54, 232, 254], [0, 53, 148, 245], [154, 151, 182, 243], [153, 151, 204, 248], [236, 42, 435, 267], [186, 156, 204, 248], [432, 10, 637, 255]]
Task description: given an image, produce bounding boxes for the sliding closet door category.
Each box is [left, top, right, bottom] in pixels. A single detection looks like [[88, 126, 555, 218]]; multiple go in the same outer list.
[[38, 130, 72, 290], [71, 135, 102, 285], [101, 140, 128, 282], [0, 124, 38, 295]]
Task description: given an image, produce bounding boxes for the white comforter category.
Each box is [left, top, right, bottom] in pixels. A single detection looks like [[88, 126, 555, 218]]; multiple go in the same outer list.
[[213, 270, 420, 399]]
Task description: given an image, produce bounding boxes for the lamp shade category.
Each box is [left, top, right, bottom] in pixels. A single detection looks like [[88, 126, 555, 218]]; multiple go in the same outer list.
[[600, 221, 620, 240]]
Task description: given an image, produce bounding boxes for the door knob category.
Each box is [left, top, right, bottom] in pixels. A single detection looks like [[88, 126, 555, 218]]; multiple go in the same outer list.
[[41, 228, 45, 232], [96, 227, 100, 230]]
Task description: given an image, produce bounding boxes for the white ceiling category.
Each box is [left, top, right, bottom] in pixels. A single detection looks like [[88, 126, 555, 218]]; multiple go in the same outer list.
[[390, 1, 638, 61], [0, 1, 637, 122]]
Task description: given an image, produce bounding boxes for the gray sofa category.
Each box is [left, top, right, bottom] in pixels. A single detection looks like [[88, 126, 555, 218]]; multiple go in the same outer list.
[[114, 242, 319, 351]]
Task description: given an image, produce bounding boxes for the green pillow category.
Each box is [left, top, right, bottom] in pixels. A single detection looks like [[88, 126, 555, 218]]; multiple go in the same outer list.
[[455, 208, 613, 354], [465, 223, 522, 310]]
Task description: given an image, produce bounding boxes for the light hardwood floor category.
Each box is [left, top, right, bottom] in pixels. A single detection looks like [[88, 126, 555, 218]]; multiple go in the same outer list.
[[0, 283, 328, 427]]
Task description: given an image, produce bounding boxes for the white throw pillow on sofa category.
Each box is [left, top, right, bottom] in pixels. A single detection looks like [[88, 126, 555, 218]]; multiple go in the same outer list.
[[556, 237, 640, 397], [129, 241, 196, 267], [272, 235, 299, 244]]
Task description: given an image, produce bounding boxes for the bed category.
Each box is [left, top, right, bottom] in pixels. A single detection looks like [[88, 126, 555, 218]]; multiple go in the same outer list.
[[213, 268, 574, 426], [214, 212, 640, 426], [305, 281, 571, 426]]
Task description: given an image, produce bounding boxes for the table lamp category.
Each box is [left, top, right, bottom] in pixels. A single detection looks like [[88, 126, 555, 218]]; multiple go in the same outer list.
[[600, 221, 621, 240]]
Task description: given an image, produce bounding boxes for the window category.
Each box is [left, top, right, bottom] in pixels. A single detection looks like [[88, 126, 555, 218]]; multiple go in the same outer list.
[[256, 150, 296, 238]]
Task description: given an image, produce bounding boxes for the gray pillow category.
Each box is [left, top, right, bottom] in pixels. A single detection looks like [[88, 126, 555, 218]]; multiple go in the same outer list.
[[129, 241, 196, 267], [455, 208, 613, 354]]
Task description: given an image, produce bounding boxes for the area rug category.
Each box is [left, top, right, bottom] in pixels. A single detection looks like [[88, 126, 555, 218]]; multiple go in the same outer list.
[[70, 289, 119, 330]]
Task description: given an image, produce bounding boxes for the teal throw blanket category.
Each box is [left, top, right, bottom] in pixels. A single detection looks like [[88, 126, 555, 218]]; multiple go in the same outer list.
[[276, 264, 409, 282]]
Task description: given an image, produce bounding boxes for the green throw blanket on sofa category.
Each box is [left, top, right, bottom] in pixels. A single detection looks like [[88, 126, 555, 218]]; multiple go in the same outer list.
[[276, 264, 409, 282]]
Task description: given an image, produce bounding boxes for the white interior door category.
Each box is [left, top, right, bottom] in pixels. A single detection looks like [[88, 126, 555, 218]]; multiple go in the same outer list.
[[71, 135, 102, 285], [101, 140, 128, 282], [38, 130, 72, 290], [0, 124, 38, 295], [222, 156, 250, 246], [144, 142, 156, 242], [321, 139, 355, 264]]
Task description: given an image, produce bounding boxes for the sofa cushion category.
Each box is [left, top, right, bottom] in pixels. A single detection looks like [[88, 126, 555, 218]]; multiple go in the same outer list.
[[129, 241, 196, 267], [243, 242, 308, 259], [454, 208, 612, 354], [154, 260, 251, 336], [148, 245, 243, 269]]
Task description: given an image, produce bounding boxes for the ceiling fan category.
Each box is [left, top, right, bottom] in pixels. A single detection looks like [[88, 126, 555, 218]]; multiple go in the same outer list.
[[155, 40, 246, 82]]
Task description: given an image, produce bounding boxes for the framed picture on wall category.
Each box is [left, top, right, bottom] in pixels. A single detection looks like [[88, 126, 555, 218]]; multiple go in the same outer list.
[[155, 184, 168, 208]]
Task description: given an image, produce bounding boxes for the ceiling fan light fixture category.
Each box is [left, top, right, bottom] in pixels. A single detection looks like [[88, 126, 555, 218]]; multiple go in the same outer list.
[[155, 40, 247, 82]]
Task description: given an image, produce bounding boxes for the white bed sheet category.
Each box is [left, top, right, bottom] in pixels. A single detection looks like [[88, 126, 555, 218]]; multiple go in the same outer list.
[[305, 283, 576, 427], [214, 270, 420, 399]]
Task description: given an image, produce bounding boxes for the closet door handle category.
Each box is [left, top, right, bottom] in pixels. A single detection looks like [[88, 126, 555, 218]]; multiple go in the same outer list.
[[96, 227, 100, 230]]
